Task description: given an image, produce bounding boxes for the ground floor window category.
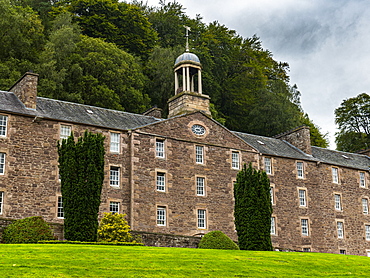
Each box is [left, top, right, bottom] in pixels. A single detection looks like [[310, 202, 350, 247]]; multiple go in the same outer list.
[[157, 206, 166, 226], [197, 209, 206, 229], [57, 196, 64, 218], [109, 201, 120, 214], [0, 191, 3, 214]]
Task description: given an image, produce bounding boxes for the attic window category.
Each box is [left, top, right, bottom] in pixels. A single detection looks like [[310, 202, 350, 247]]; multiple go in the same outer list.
[[257, 140, 265, 145], [86, 109, 94, 114], [342, 155, 350, 159]]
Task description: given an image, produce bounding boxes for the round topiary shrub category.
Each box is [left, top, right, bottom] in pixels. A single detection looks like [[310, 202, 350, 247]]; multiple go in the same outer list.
[[198, 230, 240, 250], [97, 213, 133, 242], [2, 216, 55, 243]]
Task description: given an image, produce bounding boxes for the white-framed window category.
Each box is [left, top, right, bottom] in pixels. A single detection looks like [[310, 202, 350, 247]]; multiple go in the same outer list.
[[270, 185, 275, 205], [366, 225, 370, 241], [264, 157, 272, 175], [334, 194, 342, 211], [337, 221, 344, 239], [303, 247, 311, 252], [299, 189, 307, 207], [232, 151, 240, 169], [156, 172, 166, 192], [271, 217, 276, 235], [197, 209, 206, 229], [110, 132, 120, 153], [360, 172, 366, 188], [110, 201, 120, 214], [362, 198, 369, 214], [340, 249, 346, 255], [156, 139, 165, 158], [297, 162, 304, 179], [0, 191, 3, 214], [110, 166, 120, 187], [301, 219, 309, 236], [195, 145, 204, 164], [196, 177, 205, 196], [157, 206, 166, 226], [0, 115, 8, 137], [332, 167, 339, 183], [57, 196, 64, 218], [60, 125, 71, 140], [0, 153, 5, 175]]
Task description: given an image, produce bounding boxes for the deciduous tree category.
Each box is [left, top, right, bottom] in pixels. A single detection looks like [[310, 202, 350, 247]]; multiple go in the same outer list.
[[335, 93, 370, 152]]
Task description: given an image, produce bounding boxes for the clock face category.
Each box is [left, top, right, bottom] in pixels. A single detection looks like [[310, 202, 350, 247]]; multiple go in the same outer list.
[[191, 124, 206, 135]]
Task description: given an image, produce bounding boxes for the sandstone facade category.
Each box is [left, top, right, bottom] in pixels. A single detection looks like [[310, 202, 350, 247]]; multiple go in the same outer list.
[[1, 72, 370, 256]]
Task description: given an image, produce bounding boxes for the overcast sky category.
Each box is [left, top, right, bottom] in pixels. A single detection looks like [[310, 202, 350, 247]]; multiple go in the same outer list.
[[144, 0, 370, 149]]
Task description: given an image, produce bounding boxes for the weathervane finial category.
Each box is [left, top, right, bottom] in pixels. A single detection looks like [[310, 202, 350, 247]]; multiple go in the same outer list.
[[184, 25, 191, 52]]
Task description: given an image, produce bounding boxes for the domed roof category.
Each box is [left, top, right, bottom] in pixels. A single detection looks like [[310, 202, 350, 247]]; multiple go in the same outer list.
[[174, 52, 201, 67]]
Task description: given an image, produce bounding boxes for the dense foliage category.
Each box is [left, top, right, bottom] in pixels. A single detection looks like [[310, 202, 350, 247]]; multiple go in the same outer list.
[[234, 164, 273, 251], [97, 213, 133, 242], [2, 216, 55, 243], [335, 93, 370, 152], [0, 0, 328, 146], [198, 230, 239, 250], [58, 131, 105, 242]]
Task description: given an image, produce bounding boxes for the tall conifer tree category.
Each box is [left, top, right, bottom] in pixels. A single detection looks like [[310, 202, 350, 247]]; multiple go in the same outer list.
[[58, 131, 105, 241], [234, 163, 273, 250]]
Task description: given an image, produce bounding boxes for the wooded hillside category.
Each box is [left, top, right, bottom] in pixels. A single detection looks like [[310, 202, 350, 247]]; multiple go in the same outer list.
[[0, 0, 328, 147]]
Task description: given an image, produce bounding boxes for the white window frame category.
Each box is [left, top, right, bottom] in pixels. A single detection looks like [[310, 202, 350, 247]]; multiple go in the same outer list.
[[271, 217, 276, 235], [334, 194, 342, 211], [264, 157, 272, 175], [57, 196, 64, 219], [156, 172, 166, 192], [299, 189, 307, 207], [337, 221, 344, 239], [296, 162, 304, 179], [110, 166, 120, 187], [362, 198, 369, 214], [197, 209, 207, 229], [270, 185, 275, 205], [157, 206, 166, 226], [332, 167, 339, 183], [232, 151, 240, 169], [301, 219, 309, 236], [196, 177, 205, 196], [366, 225, 370, 241], [195, 145, 204, 164], [110, 132, 120, 153], [110, 201, 120, 214], [156, 139, 165, 158], [0, 115, 8, 137], [0, 191, 3, 215], [360, 172, 366, 188], [60, 125, 71, 140], [0, 153, 5, 175]]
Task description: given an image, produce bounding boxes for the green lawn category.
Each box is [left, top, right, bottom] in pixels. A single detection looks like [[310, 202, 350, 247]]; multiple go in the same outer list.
[[0, 244, 369, 277]]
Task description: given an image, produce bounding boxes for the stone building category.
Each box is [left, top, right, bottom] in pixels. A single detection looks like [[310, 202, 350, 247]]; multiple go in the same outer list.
[[0, 50, 370, 256]]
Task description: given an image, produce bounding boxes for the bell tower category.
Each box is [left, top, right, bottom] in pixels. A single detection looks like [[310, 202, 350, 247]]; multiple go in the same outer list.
[[167, 26, 211, 118]]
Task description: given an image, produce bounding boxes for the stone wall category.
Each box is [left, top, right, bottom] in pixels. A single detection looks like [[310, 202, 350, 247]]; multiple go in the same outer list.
[[131, 231, 201, 248]]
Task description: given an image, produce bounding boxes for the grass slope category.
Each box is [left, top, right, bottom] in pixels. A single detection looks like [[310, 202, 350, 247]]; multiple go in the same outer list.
[[0, 244, 369, 277]]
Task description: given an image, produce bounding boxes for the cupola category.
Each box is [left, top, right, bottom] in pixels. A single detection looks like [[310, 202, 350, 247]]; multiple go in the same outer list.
[[167, 26, 211, 118]]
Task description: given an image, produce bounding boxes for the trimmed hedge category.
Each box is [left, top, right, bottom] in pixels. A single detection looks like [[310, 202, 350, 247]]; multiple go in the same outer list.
[[198, 231, 239, 250], [2, 216, 55, 243]]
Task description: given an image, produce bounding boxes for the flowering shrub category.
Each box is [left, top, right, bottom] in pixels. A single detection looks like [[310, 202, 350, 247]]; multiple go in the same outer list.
[[97, 213, 133, 242]]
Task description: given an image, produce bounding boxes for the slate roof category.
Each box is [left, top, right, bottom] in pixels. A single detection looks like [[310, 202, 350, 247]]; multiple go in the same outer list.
[[233, 131, 316, 161], [312, 146, 370, 171], [0, 91, 162, 130], [234, 130, 370, 170]]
